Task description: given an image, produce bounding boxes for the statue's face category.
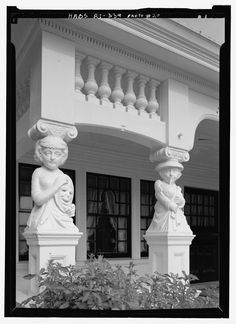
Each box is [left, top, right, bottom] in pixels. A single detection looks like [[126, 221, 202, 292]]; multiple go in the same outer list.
[[160, 168, 181, 184], [40, 147, 64, 170], [58, 184, 73, 204]]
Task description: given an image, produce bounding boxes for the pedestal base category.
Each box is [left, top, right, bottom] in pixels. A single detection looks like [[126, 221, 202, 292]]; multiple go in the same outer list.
[[24, 231, 83, 294], [144, 232, 195, 276]]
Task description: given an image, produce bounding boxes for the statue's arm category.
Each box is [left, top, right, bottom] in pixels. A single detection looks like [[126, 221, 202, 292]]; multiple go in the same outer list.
[[155, 180, 178, 212], [31, 169, 66, 206], [175, 186, 185, 208], [66, 203, 75, 217]]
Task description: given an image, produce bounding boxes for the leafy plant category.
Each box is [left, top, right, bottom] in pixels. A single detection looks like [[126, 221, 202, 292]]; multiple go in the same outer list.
[[19, 256, 219, 310]]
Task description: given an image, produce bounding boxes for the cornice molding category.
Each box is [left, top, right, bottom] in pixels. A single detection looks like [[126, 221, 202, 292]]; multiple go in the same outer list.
[[105, 18, 219, 70], [38, 18, 218, 98]]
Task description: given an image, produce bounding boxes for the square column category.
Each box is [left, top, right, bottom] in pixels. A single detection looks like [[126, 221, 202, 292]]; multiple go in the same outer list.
[[24, 232, 83, 295], [144, 232, 194, 275]]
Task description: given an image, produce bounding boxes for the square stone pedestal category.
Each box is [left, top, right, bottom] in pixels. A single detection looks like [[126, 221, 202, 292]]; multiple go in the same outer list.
[[144, 232, 195, 276], [24, 231, 83, 295]]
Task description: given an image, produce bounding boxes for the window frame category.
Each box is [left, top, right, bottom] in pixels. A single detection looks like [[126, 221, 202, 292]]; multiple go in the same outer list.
[[184, 186, 219, 233], [140, 179, 155, 258], [86, 172, 132, 259]]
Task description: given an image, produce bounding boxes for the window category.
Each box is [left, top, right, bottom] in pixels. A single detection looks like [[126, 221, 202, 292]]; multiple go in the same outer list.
[[18, 163, 75, 261], [184, 187, 218, 232], [184, 187, 219, 281], [87, 173, 131, 258], [140, 180, 155, 257]]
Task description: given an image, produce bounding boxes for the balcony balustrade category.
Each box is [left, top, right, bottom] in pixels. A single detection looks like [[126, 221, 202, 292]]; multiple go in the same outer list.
[[75, 51, 160, 120]]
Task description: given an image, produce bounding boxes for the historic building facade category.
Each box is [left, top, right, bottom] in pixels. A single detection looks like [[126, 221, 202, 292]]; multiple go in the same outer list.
[[12, 17, 221, 296]]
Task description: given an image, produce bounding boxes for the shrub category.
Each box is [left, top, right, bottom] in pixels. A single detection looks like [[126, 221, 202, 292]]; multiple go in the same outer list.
[[19, 256, 218, 310]]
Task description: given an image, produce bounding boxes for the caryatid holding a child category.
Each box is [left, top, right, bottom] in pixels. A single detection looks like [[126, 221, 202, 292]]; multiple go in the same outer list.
[[25, 135, 79, 234]]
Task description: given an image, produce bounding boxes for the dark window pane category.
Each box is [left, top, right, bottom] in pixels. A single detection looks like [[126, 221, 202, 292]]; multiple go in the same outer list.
[[197, 194, 203, 204], [19, 182, 31, 196], [204, 206, 209, 216], [191, 205, 197, 215], [197, 205, 203, 216], [118, 217, 127, 228], [120, 204, 128, 215], [19, 212, 29, 225], [141, 181, 149, 193], [141, 205, 149, 217], [118, 242, 127, 253], [141, 241, 146, 253], [88, 189, 97, 201], [141, 218, 147, 229], [118, 230, 127, 241], [110, 177, 119, 190], [185, 204, 190, 215], [120, 192, 127, 203], [185, 193, 190, 203], [147, 218, 152, 227], [210, 206, 214, 216], [210, 196, 215, 205], [87, 174, 97, 188], [204, 196, 209, 205], [141, 194, 149, 205], [191, 194, 197, 204], [120, 179, 129, 191], [99, 175, 109, 189]]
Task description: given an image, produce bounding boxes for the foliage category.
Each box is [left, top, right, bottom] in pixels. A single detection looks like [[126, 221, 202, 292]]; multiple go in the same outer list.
[[19, 255, 219, 310]]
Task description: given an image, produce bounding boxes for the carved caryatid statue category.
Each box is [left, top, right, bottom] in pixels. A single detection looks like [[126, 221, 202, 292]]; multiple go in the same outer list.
[[25, 135, 79, 234], [147, 160, 192, 234]]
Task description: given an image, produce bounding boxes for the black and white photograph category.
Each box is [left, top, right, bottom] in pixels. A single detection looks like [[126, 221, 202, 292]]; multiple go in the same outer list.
[[3, 1, 231, 319]]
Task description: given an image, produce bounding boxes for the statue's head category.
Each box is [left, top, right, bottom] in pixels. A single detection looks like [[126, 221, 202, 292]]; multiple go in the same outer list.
[[34, 135, 68, 169], [155, 160, 183, 184]]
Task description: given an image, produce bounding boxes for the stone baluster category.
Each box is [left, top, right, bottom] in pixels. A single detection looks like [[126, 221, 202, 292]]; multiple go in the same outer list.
[[98, 61, 113, 107], [135, 75, 149, 117], [111, 66, 126, 111], [123, 71, 138, 113], [84, 56, 100, 103], [75, 52, 86, 99], [146, 79, 160, 119]]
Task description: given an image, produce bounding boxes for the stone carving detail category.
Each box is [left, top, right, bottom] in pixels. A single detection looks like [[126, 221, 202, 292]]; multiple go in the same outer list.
[[98, 61, 113, 105], [150, 147, 190, 163], [147, 160, 192, 234], [84, 56, 100, 100], [111, 66, 126, 108], [135, 75, 149, 113], [75, 52, 86, 93], [124, 71, 138, 111], [28, 119, 78, 142], [24, 135, 79, 234], [16, 77, 30, 120], [146, 79, 160, 117]]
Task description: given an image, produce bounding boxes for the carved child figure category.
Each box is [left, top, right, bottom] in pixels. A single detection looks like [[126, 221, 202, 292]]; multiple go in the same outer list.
[[25, 135, 78, 233], [147, 161, 192, 233]]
